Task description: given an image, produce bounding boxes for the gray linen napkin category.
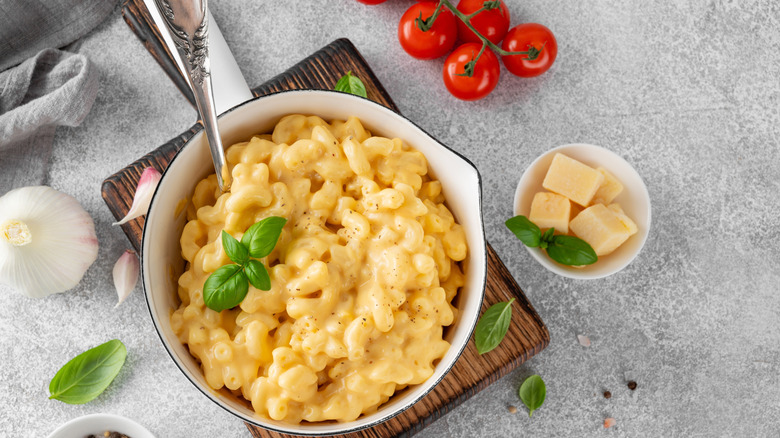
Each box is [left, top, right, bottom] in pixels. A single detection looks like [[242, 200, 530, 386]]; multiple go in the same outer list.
[[0, 49, 98, 189], [0, 0, 117, 71]]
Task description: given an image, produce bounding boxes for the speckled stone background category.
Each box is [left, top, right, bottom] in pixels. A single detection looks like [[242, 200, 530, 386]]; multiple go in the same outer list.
[[2, 1, 779, 437]]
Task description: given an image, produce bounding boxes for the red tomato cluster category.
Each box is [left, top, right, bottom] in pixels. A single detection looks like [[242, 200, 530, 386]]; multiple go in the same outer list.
[[398, 4, 457, 59], [456, 0, 510, 45], [359, 0, 557, 100]]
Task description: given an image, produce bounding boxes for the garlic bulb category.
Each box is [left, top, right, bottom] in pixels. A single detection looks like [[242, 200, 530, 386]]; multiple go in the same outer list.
[[0, 186, 98, 298]]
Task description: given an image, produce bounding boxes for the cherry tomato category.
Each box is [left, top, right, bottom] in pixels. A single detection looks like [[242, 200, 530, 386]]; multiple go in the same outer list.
[[501, 23, 558, 77], [398, 3, 458, 60], [356, 0, 387, 4], [443, 43, 500, 100], [456, 0, 510, 44]]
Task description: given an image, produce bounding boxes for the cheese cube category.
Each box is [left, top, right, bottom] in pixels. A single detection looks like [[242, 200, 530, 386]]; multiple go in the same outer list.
[[529, 192, 571, 234], [570, 204, 632, 256], [591, 167, 624, 205], [607, 203, 638, 236], [542, 153, 604, 207]]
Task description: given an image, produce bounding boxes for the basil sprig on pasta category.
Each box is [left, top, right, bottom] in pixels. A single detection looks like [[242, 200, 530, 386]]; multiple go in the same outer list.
[[203, 217, 286, 312]]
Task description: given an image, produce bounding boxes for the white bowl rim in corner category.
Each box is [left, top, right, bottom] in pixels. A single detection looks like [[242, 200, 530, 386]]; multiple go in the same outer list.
[[46, 413, 155, 438], [513, 143, 652, 280]]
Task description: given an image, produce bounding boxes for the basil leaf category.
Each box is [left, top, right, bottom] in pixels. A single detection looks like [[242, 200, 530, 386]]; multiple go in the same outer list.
[[518, 374, 546, 417], [241, 216, 287, 259], [334, 71, 368, 98], [221, 230, 248, 265], [546, 235, 598, 266], [474, 298, 515, 354], [203, 264, 249, 312], [539, 228, 554, 249], [245, 259, 271, 291], [505, 216, 541, 247], [49, 339, 127, 404]]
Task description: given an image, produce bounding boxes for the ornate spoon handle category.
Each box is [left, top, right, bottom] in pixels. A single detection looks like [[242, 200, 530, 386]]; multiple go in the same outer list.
[[154, 0, 231, 191]]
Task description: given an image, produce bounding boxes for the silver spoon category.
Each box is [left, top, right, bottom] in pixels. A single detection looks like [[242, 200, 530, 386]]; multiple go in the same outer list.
[[154, 0, 231, 192]]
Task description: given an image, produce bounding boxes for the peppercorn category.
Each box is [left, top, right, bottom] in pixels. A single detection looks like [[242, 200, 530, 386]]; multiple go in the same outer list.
[[603, 390, 612, 399], [627, 381, 637, 390]]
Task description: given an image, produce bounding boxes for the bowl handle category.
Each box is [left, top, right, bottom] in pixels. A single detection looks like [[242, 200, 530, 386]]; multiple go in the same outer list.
[[143, 0, 254, 114]]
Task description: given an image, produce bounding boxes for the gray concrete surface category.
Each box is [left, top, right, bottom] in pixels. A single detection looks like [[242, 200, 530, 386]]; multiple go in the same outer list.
[[2, 1, 779, 437]]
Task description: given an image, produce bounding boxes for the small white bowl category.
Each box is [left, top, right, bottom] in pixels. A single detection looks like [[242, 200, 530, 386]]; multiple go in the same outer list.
[[46, 413, 155, 438], [513, 144, 651, 279]]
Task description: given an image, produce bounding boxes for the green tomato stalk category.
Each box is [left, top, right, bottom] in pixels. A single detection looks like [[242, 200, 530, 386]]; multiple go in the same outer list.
[[418, 0, 543, 77]]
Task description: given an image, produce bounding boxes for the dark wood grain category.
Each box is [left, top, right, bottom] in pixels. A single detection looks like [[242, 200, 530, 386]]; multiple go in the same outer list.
[[105, 2, 549, 436]]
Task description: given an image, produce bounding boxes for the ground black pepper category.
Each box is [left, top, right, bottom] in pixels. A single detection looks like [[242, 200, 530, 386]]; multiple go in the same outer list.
[[603, 390, 612, 399]]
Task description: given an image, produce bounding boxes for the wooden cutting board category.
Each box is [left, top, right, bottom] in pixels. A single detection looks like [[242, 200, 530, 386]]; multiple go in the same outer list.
[[103, 2, 549, 436]]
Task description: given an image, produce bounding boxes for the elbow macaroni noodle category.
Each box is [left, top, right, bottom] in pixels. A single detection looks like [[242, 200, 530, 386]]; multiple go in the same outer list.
[[172, 115, 467, 423]]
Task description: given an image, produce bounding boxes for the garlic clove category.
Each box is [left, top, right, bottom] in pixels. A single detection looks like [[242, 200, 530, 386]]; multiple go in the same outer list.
[[113, 167, 162, 226], [0, 186, 98, 298], [113, 249, 139, 308]]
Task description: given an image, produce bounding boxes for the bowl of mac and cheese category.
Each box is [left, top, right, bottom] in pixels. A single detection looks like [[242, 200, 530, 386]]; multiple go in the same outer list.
[[141, 90, 486, 435]]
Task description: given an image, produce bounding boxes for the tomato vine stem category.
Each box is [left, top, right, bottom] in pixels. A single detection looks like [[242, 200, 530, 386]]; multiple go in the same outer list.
[[455, 44, 487, 77], [416, 0, 544, 77], [415, 1, 446, 32]]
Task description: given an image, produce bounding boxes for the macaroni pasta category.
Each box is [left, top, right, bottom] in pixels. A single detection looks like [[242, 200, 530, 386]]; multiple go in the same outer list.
[[172, 115, 467, 423]]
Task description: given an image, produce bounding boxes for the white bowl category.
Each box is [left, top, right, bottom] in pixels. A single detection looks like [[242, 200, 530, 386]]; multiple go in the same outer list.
[[46, 414, 155, 438], [142, 90, 487, 435], [513, 144, 651, 279]]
